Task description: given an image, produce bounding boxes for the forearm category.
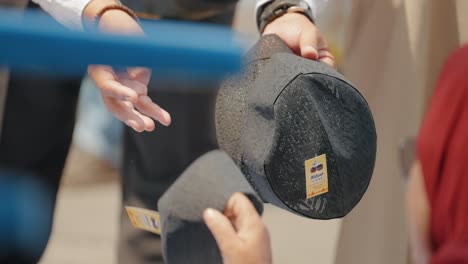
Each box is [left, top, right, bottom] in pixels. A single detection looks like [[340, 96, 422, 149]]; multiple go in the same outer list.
[[408, 214, 431, 264], [406, 161, 431, 264]]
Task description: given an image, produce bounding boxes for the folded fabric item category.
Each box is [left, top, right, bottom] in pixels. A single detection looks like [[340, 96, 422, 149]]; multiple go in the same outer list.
[[157, 150, 263, 264], [216, 34, 377, 219]]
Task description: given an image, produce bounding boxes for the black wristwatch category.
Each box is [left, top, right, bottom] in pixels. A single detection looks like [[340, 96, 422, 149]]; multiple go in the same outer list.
[[257, 0, 314, 33]]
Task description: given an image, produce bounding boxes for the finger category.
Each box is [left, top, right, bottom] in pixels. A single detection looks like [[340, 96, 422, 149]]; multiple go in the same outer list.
[[121, 100, 156, 132], [203, 208, 239, 252], [135, 96, 172, 126], [320, 57, 337, 69], [299, 27, 319, 60], [88, 66, 138, 102], [128, 67, 151, 83], [88, 65, 114, 79], [224, 193, 262, 234], [101, 80, 139, 102], [103, 97, 154, 132], [136, 114, 155, 132], [104, 98, 145, 132], [119, 79, 148, 95], [318, 50, 337, 69]]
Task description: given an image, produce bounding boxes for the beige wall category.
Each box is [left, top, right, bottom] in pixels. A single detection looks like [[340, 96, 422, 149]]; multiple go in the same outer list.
[[335, 1, 467, 263]]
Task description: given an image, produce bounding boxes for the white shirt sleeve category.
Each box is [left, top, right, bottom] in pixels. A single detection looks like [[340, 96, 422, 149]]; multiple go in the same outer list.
[[255, 0, 328, 27], [32, 0, 91, 30]]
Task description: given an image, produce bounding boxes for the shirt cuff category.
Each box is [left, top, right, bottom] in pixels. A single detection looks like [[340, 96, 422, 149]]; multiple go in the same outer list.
[[255, 0, 328, 30], [32, 0, 91, 30]]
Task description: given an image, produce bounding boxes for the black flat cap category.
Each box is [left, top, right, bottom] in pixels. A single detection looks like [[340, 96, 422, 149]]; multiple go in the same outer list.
[[215, 34, 377, 219], [157, 150, 263, 264]]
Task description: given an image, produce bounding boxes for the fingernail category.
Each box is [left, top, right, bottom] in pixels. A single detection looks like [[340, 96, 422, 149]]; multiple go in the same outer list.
[[204, 208, 216, 221], [309, 46, 318, 54], [141, 96, 151, 103], [303, 46, 319, 59], [145, 122, 156, 132], [158, 111, 171, 126], [320, 57, 336, 69]]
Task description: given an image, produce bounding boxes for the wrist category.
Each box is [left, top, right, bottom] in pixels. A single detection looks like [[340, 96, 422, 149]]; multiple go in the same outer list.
[[83, 1, 142, 35], [83, 0, 119, 20], [99, 9, 142, 34], [263, 12, 314, 34], [258, 0, 314, 33]]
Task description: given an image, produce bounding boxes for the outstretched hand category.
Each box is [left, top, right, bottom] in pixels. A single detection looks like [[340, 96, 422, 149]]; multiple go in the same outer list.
[[86, 8, 171, 132], [88, 65, 170, 132]]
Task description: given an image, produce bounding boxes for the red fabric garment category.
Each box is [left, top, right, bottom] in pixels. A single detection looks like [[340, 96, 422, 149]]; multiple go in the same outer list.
[[417, 44, 468, 264]]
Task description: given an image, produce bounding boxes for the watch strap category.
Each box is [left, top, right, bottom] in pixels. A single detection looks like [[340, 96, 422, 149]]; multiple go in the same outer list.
[[258, 0, 314, 33]]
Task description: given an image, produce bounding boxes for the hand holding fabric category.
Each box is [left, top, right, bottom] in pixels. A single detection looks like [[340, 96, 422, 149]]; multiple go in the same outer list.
[[203, 193, 272, 264], [263, 13, 335, 68]]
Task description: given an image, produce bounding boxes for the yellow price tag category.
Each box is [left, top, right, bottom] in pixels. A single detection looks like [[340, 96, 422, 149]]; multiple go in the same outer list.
[[125, 206, 161, 235], [304, 154, 329, 199]]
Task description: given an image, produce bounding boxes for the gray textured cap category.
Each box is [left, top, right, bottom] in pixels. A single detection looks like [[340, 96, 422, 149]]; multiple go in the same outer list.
[[216, 34, 377, 219]]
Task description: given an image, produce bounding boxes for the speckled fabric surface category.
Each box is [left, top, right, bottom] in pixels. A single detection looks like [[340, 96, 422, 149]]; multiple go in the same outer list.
[[157, 150, 263, 264], [216, 35, 377, 219]]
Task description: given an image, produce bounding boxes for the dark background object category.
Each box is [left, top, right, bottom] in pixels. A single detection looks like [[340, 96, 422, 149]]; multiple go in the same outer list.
[[0, 169, 53, 263]]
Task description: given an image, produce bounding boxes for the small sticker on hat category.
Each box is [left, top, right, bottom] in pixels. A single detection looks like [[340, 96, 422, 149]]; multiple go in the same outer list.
[[305, 154, 329, 199], [125, 206, 161, 235]]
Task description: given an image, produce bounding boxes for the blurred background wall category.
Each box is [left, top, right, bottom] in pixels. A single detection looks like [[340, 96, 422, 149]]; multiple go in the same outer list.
[[336, 1, 468, 264]]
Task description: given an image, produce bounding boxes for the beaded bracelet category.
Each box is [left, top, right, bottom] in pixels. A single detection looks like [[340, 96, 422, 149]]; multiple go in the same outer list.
[[86, 4, 140, 30]]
